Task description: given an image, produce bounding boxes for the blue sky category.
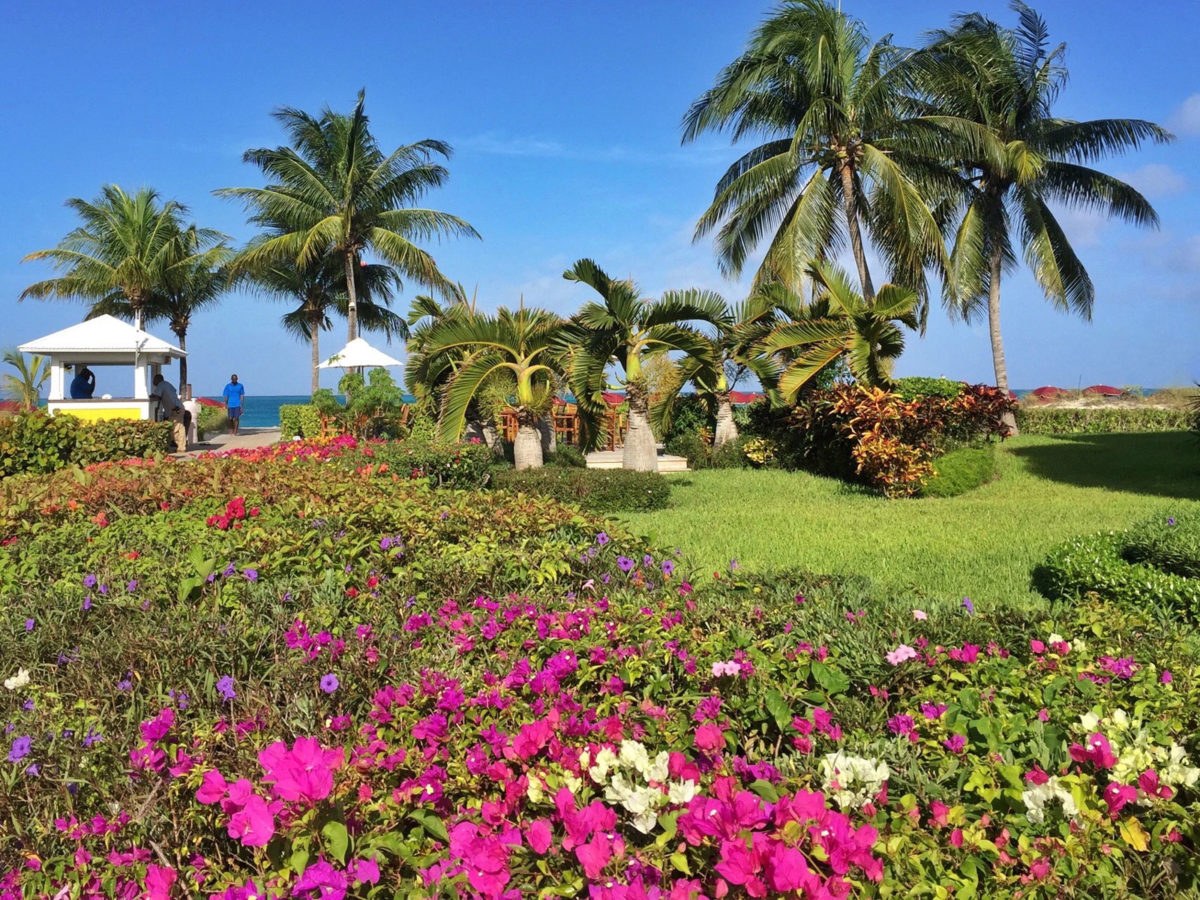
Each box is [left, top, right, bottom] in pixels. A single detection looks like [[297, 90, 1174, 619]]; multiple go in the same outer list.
[[2, 0, 1197, 396]]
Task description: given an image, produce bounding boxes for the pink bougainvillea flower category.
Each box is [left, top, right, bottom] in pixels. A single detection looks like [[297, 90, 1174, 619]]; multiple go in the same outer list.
[[195, 769, 228, 805], [258, 736, 344, 805], [144, 864, 176, 900], [348, 857, 380, 885], [293, 858, 349, 899], [694, 722, 726, 753], [912, 609, 927, 621], [943, 735, 966, 754], [525, 819, 553, 855], [949, 828, 964, 848], [1069, 732, 1117, 770], [1138, 769, 1174, 800], [885, 645, 918, 666], [576, 835, 613, 880], [1103, 782, 1138, 818], [226, 794, 276, 847]]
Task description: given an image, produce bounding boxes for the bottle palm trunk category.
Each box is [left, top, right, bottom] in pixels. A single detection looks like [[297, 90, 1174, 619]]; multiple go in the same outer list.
[[513, 411, 544, 470], [623, 382, 659, 472], [713, 391, 738, 450]]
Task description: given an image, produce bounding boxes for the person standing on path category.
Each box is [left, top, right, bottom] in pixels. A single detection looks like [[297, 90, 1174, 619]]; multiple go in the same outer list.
[[151, 374, 187, 454], [222, 374, 245, 436]]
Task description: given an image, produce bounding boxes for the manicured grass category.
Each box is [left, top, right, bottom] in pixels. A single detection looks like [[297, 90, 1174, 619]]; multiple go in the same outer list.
[[624, 432, 1200, 607]]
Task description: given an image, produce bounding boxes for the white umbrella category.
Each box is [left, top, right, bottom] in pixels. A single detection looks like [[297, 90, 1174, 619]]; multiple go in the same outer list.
[[318, 338, 404, 369]]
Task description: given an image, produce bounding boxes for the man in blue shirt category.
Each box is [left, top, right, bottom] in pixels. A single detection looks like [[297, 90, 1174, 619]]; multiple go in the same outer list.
[[69, 365, 95, 399], [222, 374, 246, 435]]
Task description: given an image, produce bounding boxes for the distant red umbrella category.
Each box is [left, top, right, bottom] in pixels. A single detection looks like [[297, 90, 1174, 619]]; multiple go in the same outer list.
[[0, 400, 21, 413], [728, 390, 764, 405], [601, 391, 626, 406], [1082, 384, 1123, 396], [197, 397, 224, 407], [1031, 386, 1068, 399], [1007, 391, 1018, 401]]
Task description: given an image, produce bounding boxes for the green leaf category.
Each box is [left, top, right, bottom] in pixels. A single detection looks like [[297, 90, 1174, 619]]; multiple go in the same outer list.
[[322, 821, 350, 864], [764, 689, 792, 730], [749, 779, 780, 802], [409, 810, 449, 842], [669, 852, 692, 876], [810, 660, 849, 696]]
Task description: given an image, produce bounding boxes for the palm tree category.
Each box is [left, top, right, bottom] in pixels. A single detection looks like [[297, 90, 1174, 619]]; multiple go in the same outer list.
[[217, 90, 479, 342], [238, 254, 406, 393], [652, 292, 789, 450], [20, 186, 195, 330], [682, 0, 948, 312], [563, 259, 722, 471], [422, 306, 568, 470], [1, 350, 50, 409], [916, 3, 1170, 431], [759, 262, 919, 402]]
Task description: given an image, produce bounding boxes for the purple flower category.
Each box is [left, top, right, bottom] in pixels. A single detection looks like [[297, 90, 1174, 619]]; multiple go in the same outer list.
[[98, 584, 108, 596], [82, 728, 102, 748], [1161, 670, 1173, 684], [729, 558, 740, 571], [661, 559, 675, 577], [21, 700, 33, 712], [961, 597, 975, 615], [82, 574, 96, 588], [617, 556, 634, 573], [223, 562, 237, 577], [24, 619, 34, 632], [117, 677, 132, 692], [1167, 517, 1176, 526], [380, 537, 392, 550], [216, 675, 236, 701], [596, 532, 609, 546], [82, 597, 92, 611], [920, 703, 948, 720], [8, 735, 31, 763], [126, 580, 138, 592], [643, 554, 654, 568], [320, 674, 339, 694], [601, 573, 610, 584], [943, 735, 967, 754], [887, 714, 916, 737], [24, 764, 39, 776], [243, 569, 258, 583]]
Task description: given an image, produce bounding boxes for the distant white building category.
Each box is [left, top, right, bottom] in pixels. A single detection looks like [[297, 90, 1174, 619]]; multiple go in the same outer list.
[[18, 315, 186, 421]]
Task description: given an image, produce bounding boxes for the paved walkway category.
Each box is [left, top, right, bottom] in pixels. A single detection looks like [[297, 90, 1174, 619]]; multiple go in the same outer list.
[[174, 427, 282, 459]]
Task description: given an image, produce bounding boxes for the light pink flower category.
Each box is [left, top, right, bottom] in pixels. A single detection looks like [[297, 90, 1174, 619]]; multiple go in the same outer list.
[[885, 645, 918, 666]]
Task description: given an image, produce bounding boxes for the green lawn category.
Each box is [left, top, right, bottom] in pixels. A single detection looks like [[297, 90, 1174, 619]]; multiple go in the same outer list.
[[624, 432, 1200, 607]]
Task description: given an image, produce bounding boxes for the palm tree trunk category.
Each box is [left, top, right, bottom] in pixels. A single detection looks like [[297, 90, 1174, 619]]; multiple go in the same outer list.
[[177, 332, 188, 392], [310, 311, 321, 396], [988, 244, 1018, 436], [513, 413, 544, 470], [344, 250, 359, 342], [623, 382, 659, 472], [713, 392, 738, 450], [839, 161, 875, 303]]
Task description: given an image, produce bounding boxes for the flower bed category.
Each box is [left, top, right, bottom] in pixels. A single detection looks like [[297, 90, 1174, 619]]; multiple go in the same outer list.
[[1, 452, 1199, 898]]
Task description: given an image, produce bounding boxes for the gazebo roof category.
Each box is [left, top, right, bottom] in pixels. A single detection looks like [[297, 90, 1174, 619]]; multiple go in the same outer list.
[[18, 315, 185, 359]]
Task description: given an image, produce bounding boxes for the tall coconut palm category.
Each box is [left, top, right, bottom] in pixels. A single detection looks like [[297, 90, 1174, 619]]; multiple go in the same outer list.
[[760, 262, 919, 402], [916, 3, 1170, 431], [652, 292, 791, 449], [238, 253, 406, 393], [683, 0, 949, 313], [563, 259, 722, 471], [422, 306, 568, 470], [1, 350, 50, 409], [217, 90, 479, 342], [20, 186, 202, 330]]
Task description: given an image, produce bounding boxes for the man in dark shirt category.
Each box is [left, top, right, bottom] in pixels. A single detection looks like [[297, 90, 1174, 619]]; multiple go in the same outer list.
[[69, 366, 95, 399]]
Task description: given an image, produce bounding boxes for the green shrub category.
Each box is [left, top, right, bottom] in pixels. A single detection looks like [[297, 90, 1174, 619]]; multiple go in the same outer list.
[[68, 417, 172, 466], [664, 428, 712, 469], [0, 411, 170, 477], [920, 444, 998, 498], [1123, 514, 1200, 579], [1034, 519, 1200, 620], [893, 376, 965, 401], [1016, 406, 1191, 434], [195, 404, 228, 440], [278, 403, 305, 438], [546, 446, 588, 468], [367, 438, 503, 489], [493, 466, 671, 512], [709, 436, 748, 469]]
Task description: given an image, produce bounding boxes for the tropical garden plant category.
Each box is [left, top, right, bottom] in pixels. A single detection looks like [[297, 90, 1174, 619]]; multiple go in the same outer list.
[[563, 259, 722, 471], [1, 349, 50, 410], [682, 0, 948, 312], [421, 305, 570, 470], [914, 2, 1170, 430], [217, 90, 478, 342]]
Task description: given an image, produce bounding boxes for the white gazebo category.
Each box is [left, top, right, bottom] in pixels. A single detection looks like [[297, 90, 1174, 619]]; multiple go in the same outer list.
[[18, 315, 186, 422]]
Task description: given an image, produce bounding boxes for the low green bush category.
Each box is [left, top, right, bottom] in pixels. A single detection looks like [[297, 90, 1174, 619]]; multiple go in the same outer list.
[[195, 404, 228, 440], [1034, 518, 1200, 620], [893, 376, 965, 401], [0, 411, 170, 477], [366, 438, 503, 489], [665, 428, 713, 469], [546, 446, 588, 468], [1123, 515, 1200, 579], [1016, 406, 1190, 434], [493, 466, 671, 512], [278, 403, 307, 439], [921, 444, 998, 498]]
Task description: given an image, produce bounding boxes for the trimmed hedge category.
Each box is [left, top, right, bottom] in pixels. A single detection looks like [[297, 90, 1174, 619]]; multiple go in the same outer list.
[[278, 403, 324, 439], [0, 411, 171, 478], [366, 439, 503, 490], [920, 444, 998, 498], [893, 376, 965, 401], [493, 466, 671, 512], [1016, 406, 1190, 434], [1034, 516, 1200, 620]]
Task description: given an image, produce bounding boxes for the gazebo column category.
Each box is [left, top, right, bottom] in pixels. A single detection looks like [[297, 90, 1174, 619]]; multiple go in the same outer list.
[[49, 361, 66, 401], [134, 363, 149, 400]]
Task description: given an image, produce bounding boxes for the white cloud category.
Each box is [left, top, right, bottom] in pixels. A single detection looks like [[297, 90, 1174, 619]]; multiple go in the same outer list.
[[1116, 163, 1188, 198], [1168, 93, 1200, 136]]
